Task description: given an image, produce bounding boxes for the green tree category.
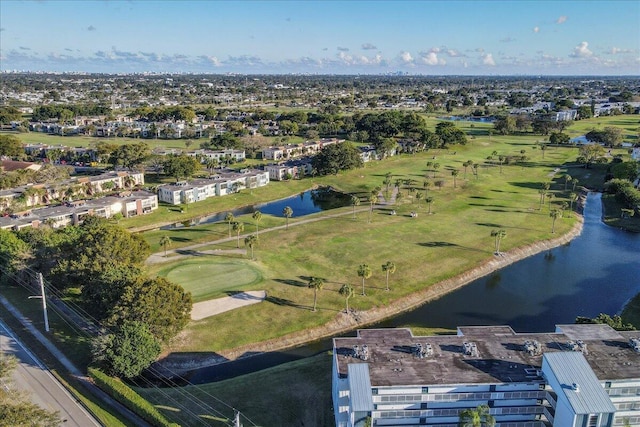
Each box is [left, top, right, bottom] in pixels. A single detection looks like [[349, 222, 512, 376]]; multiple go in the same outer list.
[[339, 284, 355, 314], [92, 321, 161, 378], [539, 182, 550, 210], [109, 142, 150, 170], [382, 261, 396, 291], [0, 356, 61, 427], [577, 143, 606, 168], [232, 221, 244, 248], [425, 196, 434, 214], [459, 404, 495, 427], [224, 212, 235, 238], [244, 234, 257, 259], [308, 277, 324, 312], [451, 169, 459, 188], [108, 276, 192, 342], [494, 115, 516, 135], [367, 193, 378, 223], [0, 134, 25, 159], [563, 175, 573, 191], [311, 142, 363, 176], [0, 229, 31, 283], [283, 206, 293, 230], [357, 264, 372, 296], [462, 160, 473, 180], [491, 229, 507, 254], [162, 154, 200, 182], [351, 195, 361, 219], [252, 210, 263, 236], [550, 208, 562, 234], [160, 235, 172, 257], [549, 132, 570, 145]]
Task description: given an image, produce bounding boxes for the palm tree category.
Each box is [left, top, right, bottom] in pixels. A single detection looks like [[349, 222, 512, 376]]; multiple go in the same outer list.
[[550, 209, 562, 234], [569, 192, 578, 212], [252, 210, 262, 236], [432, 162, 440, 178], [425, 196, 434, 214], [351, 195, 360, 219], [225, 212, 235, 238], [159, 235, 172, 257], [382, 261, 396, 291], [539, 182, 550, 210], [339, 284, 355, 314], [283, 206, 293, 229], [459, 404, 495, 427], [415, 192, 424, 206], [491, 229, 507, 254], [451, 169, 459, 188], [232, 221, 244, 247], [367, 193, 378, 223], [308, 277, 324, 312], [423, 180, 431, 197], [564, 175, 572, 191], [357, 264, 372, 296], [547, 192, 555, 210], [244, 234, 257, 259], [462, 160, 473, 179], [472, 163, 479, 180], [572, 178, 579, 192]]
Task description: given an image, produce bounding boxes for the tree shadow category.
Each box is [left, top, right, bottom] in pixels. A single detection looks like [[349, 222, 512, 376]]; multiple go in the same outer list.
[[273, 278, 307, 288], [266, 295, 309, 310], [469, 196, 489, 199], [469, 203, 508, 208], [475, 222, 503, 228], [418, 242, 484, 252]]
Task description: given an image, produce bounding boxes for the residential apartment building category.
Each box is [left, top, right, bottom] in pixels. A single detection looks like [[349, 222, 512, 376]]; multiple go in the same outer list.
[[157, 169, 269, 205], [187, 148, 246, 163], [333, 324, 640, 427], [264, 158, 313, 181], [261, 138, 342, 160]]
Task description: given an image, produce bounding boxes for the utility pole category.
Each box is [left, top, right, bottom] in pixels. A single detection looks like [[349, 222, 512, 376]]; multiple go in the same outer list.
[[28, 273, 49, 332], [233, 410, 242, 427]]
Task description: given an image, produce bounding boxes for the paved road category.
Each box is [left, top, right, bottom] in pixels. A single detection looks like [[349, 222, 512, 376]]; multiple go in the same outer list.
[[0, 320, 101, 427]]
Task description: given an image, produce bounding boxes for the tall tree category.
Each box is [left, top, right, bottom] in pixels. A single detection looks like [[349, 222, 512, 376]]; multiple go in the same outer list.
[[308, 276, 324, 312], [244, 234, 257, 259], [283, 206, 293, 229], [550, 209, 562, 234], [539, 182, 550, 210], [451, 169, 459, 188], [367, 193, 378, 223], [425, 196, 434, 214], [357, 264, 372, 296], [159, 235, 172, 257], [162, 154, 200, 182], [381, 261, 396, 292], [491, 229, 507, 254], [351, 195, 361, 219], [224, 212, 235, 238], [252, 210, 263, 237], [232, 221, 244, 247], [462, 160, 473, 180], [339, 283, 355, 314], [91, 320, 161, 378]]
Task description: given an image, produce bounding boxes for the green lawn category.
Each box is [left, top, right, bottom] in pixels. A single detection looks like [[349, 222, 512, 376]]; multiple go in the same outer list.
[[154, 258, 263, 302]]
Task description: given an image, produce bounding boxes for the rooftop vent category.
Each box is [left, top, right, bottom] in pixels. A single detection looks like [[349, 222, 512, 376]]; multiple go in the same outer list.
[[629, 338, 640, 353], [572, 383, 580, 392], [414, 343, 434, 359], [352, 344, 369, 361], [523, 340, 542, 356], [463, 342, 479, 357]]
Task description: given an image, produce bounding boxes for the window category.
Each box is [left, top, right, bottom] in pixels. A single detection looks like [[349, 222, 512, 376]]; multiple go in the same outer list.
[[588, 414, 598, 427]]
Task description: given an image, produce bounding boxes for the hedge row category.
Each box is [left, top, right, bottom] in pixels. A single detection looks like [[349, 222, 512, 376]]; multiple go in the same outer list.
[[88, 367, 179, 427]]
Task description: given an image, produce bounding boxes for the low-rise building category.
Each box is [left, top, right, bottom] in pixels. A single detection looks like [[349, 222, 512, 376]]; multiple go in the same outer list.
[[333, 324, 640, 427]]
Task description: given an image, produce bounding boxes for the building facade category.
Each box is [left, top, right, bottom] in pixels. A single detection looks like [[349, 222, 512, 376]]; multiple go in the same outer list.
[[333, 325, 640, 427]]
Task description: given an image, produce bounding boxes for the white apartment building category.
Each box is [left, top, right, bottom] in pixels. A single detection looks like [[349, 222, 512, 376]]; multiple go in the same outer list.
[[157, 169, 269, 205], [188, 149, 246, 163], [333, 324, 640, 427]]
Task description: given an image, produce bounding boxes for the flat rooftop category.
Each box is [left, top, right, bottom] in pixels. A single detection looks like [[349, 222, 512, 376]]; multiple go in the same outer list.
[[333, 325, 640, 387]]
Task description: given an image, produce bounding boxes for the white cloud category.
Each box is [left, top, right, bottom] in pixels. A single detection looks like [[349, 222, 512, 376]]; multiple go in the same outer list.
[[337, 51, 386, 66], [361, 43, 377, 50], [609, 47, 634, 55], [445, 49, 463, 57], [337, 47, 349, 52], [533, 26, 540, 33], [399, 51, 414, 64], [570, 41, 592, 58], [556, 15, 568, 24], [419, 49, 445, 66], [482, 53, 496, 66]]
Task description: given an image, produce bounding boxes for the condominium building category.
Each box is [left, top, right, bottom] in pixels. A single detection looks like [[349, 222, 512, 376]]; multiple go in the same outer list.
[[332, 324, 640, 427]]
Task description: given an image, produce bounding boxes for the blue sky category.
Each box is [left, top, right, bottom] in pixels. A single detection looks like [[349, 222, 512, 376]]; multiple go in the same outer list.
[[1, 0, 638, 75]]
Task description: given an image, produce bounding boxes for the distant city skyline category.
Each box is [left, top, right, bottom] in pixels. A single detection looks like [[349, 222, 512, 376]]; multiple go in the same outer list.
[[1, 0, 638, 75]]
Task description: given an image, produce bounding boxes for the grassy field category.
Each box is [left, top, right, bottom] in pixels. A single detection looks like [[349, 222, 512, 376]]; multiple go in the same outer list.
[[136, 352, 335, 427], [154, 258, 263, 302]]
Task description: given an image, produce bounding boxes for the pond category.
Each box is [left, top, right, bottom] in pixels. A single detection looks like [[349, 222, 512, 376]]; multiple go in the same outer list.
[[179, 192, 640, 384], [160, 187, 352, 229]]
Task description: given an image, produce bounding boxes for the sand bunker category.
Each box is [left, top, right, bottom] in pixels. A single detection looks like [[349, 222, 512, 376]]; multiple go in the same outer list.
[[190, 291, 266, 320]]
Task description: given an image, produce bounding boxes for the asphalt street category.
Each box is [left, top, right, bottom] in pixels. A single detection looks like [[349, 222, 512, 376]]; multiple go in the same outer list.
[[0, 320, 101, 427]]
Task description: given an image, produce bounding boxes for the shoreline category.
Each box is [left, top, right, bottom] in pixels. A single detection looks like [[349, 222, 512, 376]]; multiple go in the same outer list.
[[158, 197, 586, 373]]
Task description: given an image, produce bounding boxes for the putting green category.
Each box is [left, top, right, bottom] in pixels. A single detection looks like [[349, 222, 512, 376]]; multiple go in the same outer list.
[[158, 258, 263, 303]]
